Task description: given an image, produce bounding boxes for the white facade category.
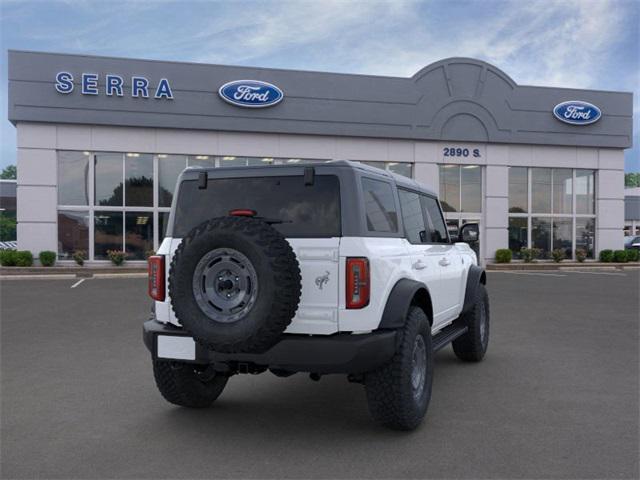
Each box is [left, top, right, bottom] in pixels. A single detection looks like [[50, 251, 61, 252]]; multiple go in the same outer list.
[[16, 122, 625, 264]]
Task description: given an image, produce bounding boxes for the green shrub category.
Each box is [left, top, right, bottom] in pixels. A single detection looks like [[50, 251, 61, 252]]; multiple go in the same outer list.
[[144, 249, 156, 259], [613, 250, 628, 263], [626, 249, 639, 262], [575, 249, 587, 263], [551, 249, 565, 263], [0, 249, 18, 266], [520, 248, 533, 263], [107, 250, 127, 266], [494, 249, 512, 263], [39, 250, 56, 267], [599, 249, 614, 262], [73, 250, 87, 266], [15, 250, 34, 267]]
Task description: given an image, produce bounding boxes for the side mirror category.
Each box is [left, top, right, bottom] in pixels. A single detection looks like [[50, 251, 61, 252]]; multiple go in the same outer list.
[[459, 223, 479, 243]]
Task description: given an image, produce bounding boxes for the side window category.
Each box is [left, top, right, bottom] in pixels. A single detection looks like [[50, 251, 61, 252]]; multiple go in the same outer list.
[[361, 177, 398, 233], [398, 189, 428, 243], [421, 195, 450, 243]]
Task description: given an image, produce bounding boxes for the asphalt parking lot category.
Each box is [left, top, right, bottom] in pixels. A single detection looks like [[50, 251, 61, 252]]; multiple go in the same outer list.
[[1, 270, 638, 479]]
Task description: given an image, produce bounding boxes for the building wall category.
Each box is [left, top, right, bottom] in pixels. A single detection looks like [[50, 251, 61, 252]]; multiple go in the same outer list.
[[16, 122, 625, 262]]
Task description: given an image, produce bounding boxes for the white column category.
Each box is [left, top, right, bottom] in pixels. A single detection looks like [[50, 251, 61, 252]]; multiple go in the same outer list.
[[16, 123, 58, 257], [596, 149, 625, 252], [484, 165, 509, 264]]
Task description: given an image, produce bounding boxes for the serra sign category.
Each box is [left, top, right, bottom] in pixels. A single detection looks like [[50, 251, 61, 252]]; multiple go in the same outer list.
[[55, 72, 174, 99]]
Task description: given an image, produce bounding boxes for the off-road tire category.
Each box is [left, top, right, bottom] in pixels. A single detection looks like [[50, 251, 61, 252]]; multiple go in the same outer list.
[[153, 360, 228, 408], [169, 216, 301, 354], [364, 306, 433, 431], [452, 283, 489, 362]]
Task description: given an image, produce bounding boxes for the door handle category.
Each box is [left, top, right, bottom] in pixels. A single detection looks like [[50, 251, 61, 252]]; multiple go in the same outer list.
[[439, 257, 450, 267], [412, 260, 427, 270]]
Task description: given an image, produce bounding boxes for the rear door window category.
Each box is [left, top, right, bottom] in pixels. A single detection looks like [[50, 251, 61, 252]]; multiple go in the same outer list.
[[421, 195, 450, 243], [361, 177, 398, 233], [173, 175, 341, 238], [398, 189, 427, 243]]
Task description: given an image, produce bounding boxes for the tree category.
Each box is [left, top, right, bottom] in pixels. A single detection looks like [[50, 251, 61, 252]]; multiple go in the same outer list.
[[625, 173, 640, 188], [1, 165, 16, 179]]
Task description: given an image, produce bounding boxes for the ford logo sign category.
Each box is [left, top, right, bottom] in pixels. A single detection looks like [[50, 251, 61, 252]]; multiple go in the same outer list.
[[553, 100, 601, 125], [218, 80, 283, 108]]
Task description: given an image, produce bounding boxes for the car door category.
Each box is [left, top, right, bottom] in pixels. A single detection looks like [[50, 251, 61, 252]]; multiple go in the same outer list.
[[397, 189, 444, 324], [421, 195, 464, 326]]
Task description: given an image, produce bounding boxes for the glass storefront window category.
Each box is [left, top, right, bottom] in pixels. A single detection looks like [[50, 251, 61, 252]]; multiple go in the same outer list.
[[531, 217, 551, 259], [439, 165, 460, 212], [552, 169, 572, 214], [508, 167, 528, 213], [531, 168, 551, 213], [552, 217, 572, 258], [460, 165, 481, 213], [576, 218, 595, 258], [94, 211, 123, 259], [95, 153, 123, 206], [125, 212, 154, 260], [188, 155, 215, 168], [158, 155, 187, 207], [219, 156, 245, 167], [576, 170, 595, 214], [58, 151, 90, 205], [125, 153, 153, 207], [388, 162, 412, 178], [57, 210, 89, 259], [508, 217, 527, 258]]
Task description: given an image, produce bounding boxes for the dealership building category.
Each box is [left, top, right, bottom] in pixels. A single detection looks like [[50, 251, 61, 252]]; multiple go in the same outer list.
[[7, 50, 633, 264]]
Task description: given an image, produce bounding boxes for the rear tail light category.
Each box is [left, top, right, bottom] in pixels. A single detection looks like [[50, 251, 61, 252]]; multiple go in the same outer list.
[[148, 255, 165, 301], [346, 257, 370, 309]]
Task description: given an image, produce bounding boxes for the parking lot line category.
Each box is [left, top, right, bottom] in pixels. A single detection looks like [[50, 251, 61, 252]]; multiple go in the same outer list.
[[490, 271, 567, 277], [566, 270, 627, 276], [70, 278, 86, 288]]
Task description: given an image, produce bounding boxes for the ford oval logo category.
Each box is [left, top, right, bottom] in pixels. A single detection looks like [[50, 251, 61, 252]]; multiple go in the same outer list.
[[553, 100, 601, 125], [218, 80, 283, 108]]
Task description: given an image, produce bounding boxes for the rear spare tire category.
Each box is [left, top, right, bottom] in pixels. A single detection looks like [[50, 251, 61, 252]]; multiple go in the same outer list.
[[169, 216, 301, 353]]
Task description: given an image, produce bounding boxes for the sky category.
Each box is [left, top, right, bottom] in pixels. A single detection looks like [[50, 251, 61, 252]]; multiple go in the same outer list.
[[0, 0, 638, 171]]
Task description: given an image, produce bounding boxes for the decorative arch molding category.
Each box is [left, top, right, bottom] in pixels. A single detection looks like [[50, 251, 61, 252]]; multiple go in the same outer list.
[[429, 100, 503, 142], [412, 57, 517, 92]]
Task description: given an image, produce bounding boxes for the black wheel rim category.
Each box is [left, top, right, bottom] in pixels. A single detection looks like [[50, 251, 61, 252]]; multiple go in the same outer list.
[[411, 335, 427, 401], [192, 248, 259, 323]]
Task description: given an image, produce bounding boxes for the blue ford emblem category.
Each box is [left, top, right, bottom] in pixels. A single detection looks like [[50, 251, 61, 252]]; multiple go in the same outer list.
[[218, 80, 283, 108], [553, 100, 601, 125]]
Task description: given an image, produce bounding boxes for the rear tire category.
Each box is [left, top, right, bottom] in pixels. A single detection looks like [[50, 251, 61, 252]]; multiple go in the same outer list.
[[153, 360, 228, 408], [364, 306, 433, 430], [452, 283, 489, 362]]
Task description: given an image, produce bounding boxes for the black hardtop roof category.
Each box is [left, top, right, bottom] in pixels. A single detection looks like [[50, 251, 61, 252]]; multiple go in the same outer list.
[[183, 160, 437, 197]]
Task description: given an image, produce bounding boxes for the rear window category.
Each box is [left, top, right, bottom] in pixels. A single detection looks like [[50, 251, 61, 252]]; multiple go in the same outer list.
[[173, 175, 341, 238]]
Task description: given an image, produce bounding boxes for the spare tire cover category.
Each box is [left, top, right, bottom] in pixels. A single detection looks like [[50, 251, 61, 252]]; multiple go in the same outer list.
[[169, 216, 301, 353]]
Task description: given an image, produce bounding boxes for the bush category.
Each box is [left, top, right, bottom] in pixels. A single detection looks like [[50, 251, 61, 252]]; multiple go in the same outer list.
[[494, 249, 512, 263], [520, 247, 542, 263], [613, 250, 628, 263], [0, 249, 18, 266], [39, 250, 56, 267], [15, 250, 34, 267], [73, 250, 87, 266], [551, 249, 565, 263], [599, 249, 614, 262], [575, 249, 587, 263], [626, 249, 639, 262], [107, 250, 127, 266], [144, 249, 156, 259]]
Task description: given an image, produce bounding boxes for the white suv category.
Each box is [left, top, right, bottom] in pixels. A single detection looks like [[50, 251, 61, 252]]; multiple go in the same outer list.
[[144, 161, 489, 430]]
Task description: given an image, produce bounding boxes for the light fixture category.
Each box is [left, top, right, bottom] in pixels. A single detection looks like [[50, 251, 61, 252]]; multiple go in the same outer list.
[[126, 153, 140, 157], [158, 154, 167, 159], [388, 162, 398, 166], [463, 165, 478, 169], [82, 151, 91, 156], [222, 156, 236, 161], [261, 157, 273, 162], [287, 159, 300, 163], [136, 216, 149, 225], [195, 155, 209, 160]]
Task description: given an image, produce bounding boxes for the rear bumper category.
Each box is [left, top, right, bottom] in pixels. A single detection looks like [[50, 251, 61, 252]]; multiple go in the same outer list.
[[143, 319, 397, 374]]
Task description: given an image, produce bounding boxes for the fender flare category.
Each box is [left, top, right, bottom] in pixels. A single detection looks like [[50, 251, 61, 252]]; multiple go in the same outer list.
[[378, 278, 433, 330], [461, 265, 486, 315]]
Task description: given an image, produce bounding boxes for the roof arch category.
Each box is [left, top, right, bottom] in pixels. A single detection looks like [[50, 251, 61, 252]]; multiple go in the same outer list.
[[412, 57, 517, 89]]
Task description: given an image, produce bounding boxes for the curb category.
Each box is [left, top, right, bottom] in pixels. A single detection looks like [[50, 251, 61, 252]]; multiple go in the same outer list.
[[0, 266, 146, 276]]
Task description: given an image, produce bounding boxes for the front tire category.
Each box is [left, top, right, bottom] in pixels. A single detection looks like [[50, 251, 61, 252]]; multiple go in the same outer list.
[[153, 360, 228, 408], [452, 283, 489, 362], [364, 306, 433, 430]]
